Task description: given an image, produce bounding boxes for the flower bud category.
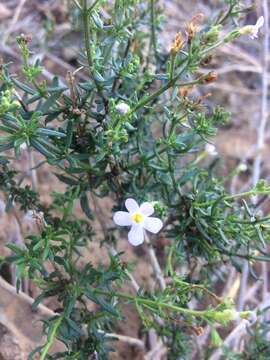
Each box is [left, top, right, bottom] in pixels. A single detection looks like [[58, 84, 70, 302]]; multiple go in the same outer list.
[[178, 85, 193, 98], [16, 33, 32, 45], [199, 71, 218, 84], [211, 309, 240, 322], [203, 25, 221, 44]]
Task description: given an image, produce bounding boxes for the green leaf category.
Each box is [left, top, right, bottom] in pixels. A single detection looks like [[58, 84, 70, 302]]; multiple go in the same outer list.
[[65, 120, 73, 148], [54, 173, 78, 186], [36, 128, 66, 138], [78, 82, 94, 91], [80, 192, 92, 219], [45, 110, 63, 123], [12, 78, 36, 95], [30, 138, 56, 158], [6, 243, 25, 255], [38, 93, 62, 113], [0, 142, 14, 152]]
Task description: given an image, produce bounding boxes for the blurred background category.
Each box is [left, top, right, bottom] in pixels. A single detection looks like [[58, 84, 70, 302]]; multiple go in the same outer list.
[[0, 0, 269, 359]]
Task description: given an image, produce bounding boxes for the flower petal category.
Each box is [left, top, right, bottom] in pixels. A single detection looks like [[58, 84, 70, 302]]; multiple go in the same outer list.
[[128, 224, 144, 246], [256, 16, 264, 28], [143, 217, 163, 234], [140, 202, 154, 216], [113, 211, 132, 226], [249, 32, 257, 39], [125, 198, 139, 213]]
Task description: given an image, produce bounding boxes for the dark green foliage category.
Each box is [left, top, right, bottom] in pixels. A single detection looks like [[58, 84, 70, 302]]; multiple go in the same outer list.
[[0, 0, 268, 359]]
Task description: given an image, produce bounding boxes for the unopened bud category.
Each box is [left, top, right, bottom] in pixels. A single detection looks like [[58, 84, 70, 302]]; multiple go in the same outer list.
[[199, 71, 218, 84], [178, 85, 194, 98], [211, 309, 239, 322], [16, 33, 32, 45]]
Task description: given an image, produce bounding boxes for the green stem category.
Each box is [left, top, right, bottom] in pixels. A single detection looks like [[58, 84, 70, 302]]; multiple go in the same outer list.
[[216, 4, 234, 25], [228, 214, 270, 225], [94, 288, 206, 318], [40, 315, 63, 360], [169, 54, 176, 81], [224, 190, 257, 201], [82, 0, 94, 70], [71, 0, 82, 10], [131, 79, 174, 113], [82, 0, 107, 107], [201, 39, 225, 56], [131, 34, 232, 115], [88, 0, 101, 14], [197, 189, 260, 208]]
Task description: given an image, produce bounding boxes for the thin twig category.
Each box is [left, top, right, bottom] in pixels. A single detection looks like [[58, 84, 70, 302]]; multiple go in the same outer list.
[[238, 4, 269, 310], [259, 0, 269, 303], [210, 299, 270, 360], [2, 0, 27, 44], [98, 331, 145, 349], [144, 233, 166, 291], [28, 148, 38, 191], [108, 245, 140, 292]]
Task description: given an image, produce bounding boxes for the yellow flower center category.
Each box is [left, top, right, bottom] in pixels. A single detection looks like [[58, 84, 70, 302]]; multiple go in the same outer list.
[[131, 212, 143, 223]]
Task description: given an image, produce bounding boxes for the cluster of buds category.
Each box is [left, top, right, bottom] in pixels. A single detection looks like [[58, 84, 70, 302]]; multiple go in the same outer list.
[[0, 89, 20, 116], [16, 33, 32, 60], [170, 32, 184, 55], [16, 33, 32, 45]]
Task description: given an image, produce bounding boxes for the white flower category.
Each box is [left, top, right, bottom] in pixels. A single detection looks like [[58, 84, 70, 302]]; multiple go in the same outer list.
[[115, 102, 130, 115], [19, 142, 28, 151], [240, 16, 264, 39], [113, 198, 163, 246], [238, 163, 248, 172], [250, 16, 264, 39], [205, 143, 218, 156]]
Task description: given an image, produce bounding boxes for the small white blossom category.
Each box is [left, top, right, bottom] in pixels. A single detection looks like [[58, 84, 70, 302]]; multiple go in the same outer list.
[[205, 143, 218, 156], [113, 198, 163, 246], [19, 142, 28, 151], [240, 16, 264, 39], [238, 163, 248, 172], [115, 102, 130, 115], [250, 16, 264, 39]]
